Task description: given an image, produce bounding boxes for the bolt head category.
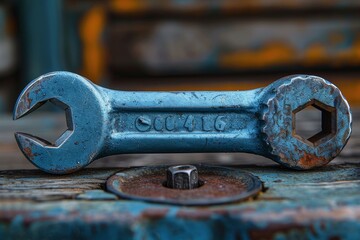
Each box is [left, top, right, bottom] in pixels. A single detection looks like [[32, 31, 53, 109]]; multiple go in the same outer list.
[[167, 165, 199, 189]]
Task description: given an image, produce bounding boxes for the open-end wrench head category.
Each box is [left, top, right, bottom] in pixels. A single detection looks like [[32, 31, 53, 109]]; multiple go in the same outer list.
[[13, 72, 106, 174], [262, 75, 352, 169]]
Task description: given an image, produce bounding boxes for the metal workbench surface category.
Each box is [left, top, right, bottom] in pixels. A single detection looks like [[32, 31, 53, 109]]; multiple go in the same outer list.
[[0, 110, 359, 239]]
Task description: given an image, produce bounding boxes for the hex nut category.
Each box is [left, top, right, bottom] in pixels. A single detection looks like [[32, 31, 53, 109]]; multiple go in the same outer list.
[[166, 165, 199, 189]]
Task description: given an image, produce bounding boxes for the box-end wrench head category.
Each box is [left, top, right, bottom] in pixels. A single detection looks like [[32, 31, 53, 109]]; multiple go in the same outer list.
[[263, 75, 351, 169], [13, 72, 351, 174]]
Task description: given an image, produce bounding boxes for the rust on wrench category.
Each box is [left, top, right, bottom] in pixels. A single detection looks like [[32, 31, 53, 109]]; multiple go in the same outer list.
[[13, 72, 351, 174]]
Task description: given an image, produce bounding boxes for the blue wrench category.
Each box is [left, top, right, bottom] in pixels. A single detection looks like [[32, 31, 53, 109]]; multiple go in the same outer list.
[[14, 72, 351, 174]]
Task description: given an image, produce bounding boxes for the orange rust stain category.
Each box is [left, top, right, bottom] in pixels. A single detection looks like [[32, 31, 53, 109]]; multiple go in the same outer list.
[[304, 34, 360, 67], [304, 43, 328, 66], [109, 0, 147, 13], [25, 92, 32, 107], [297, 152, 330, 169], [335, 35, 360, 66], [109, 0, 207, 14], [353, 35, 360, 60], [108, 0, 331, 13], [140, 208, 169, 220], [329, 79, 360, 106], [79, 5, 105, 84], [23, 147, 35, 159], [219, 34, 360, 70], [219, 42, 295, 69]]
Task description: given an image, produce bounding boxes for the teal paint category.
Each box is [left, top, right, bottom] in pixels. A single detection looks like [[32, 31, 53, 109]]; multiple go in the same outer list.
[[2, 164, 360, 239]]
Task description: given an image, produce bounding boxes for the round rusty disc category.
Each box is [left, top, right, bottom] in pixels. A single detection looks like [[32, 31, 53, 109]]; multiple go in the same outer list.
[[106, 165, 262, 206]]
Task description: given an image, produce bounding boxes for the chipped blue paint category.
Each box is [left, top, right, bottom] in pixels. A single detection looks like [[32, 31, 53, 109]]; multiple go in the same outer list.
[[13, 72, 351, 174], [2, 199, 360, 240], [76, 190, 118, 200], [2, 164, 360, 239]]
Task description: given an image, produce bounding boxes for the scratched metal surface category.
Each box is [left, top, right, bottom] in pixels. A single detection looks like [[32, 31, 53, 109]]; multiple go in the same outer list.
[[0, 109, 359, 170], [10, 72, 352, 173], [0, 108, 360, 239]]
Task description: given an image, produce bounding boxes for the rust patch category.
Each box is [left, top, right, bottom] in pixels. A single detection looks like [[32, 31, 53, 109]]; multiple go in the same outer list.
[[23, 147, 35, 160], [176, 208, 245, 220], [107, 166, 262, 205], [248, 224, 315, 240], [176, 207, 265, 221], [176, 210, 213, 220], [219, 42, 295, 69], [25, 91, 32, 107], [297, 152, 330, 169], [119, 172, 247, 200], [140, 208, 169, 220]]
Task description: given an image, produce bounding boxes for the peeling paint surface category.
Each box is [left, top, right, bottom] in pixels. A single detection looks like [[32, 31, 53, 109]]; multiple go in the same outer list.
[[1, 164, 360, 239]]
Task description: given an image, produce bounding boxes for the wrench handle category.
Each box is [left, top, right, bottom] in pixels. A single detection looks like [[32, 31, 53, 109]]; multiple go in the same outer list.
[[99, 88, 270, 157]]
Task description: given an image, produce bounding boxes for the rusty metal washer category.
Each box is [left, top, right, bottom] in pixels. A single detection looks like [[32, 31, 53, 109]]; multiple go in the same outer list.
[[106, 165, 262, 206]]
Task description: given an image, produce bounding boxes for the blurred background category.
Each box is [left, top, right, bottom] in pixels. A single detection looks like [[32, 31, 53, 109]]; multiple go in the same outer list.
[[0, 0, 359, 169]]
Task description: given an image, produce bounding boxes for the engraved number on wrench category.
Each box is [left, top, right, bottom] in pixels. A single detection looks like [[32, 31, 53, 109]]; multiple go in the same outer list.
[[134, 115, 226, 132]]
